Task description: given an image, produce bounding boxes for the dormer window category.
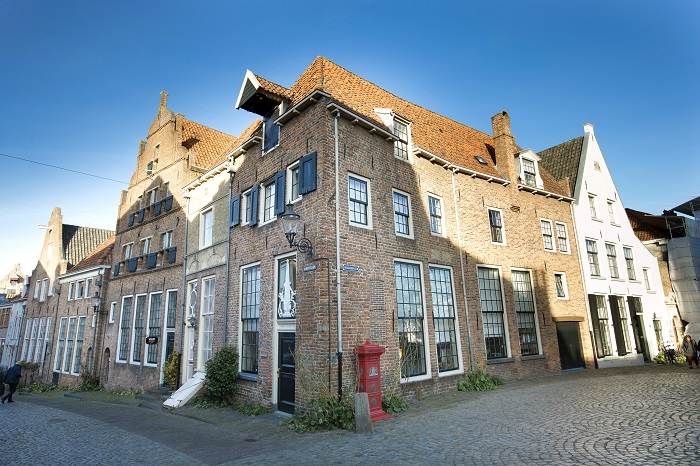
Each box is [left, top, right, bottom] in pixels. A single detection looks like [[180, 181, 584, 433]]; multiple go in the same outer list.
[[517, 151, 543, 189], [393, 118, 410, 161], [262, 113, 280, 154], [522, 158, 537, 187]]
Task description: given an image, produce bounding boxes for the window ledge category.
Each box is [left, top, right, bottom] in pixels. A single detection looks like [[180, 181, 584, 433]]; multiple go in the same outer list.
[[400, 373, 432, 384], [610, 278, 625, 282], [349, 222, 373, 231], [521, 354, 545, 361], [437, 368, 464, 378], [239, 372, 258, 382], [395, 233, 415, 240], [486, 357, 514, 365], [590, 275, 606, 280], [591, 217, 603, 223], [556, 296, 570, 301], [491, 241, 507, 247]]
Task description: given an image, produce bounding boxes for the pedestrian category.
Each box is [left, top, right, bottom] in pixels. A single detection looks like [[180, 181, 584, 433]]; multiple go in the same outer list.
[[1, 363, 22, 403], [681, 335, 698, 369]]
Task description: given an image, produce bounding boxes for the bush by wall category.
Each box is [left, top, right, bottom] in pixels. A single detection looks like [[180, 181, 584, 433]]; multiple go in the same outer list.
[[456, 369, 503, 392], [203, 346, 239, 406], [163, 352, 180, 391]]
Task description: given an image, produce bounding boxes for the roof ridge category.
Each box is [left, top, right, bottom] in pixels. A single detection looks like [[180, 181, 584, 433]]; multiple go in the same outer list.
[[538, 135, 584, 154], [179, 115, 236, 139]]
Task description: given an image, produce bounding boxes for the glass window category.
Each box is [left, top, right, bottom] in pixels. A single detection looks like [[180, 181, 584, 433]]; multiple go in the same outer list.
[[512, 270, 539, 356], [624, 247, 636, 280], [589, 294, 612, 357], [28, 319, 38, 363], [348, 176, 370, 227], [201, 209, 214, 248], [72, 316, 86, 374], [131, 295, 147, 363], [200, 277, 215, 366], [588, 194, 598, 219], [488, 209, 504, 243], [118, 297, 133, 361], [33, 318, 45, 362], [607, 200, 616, 223], [586, 239, 601, 276], [241, 190, 252, 225], [643, 268, 651, 290], [521, 158, 537, 187], [393, 119, 409, 160], [55, 318, 67, 371], [554, 273, 568, 298], [160, 230, 173, 249], [109, 302, 116, 323], [64, 317, 77, 373], [263, 182, 276, 223], [393, 191, 411, 237], [428, 195, 443, 235], [541, 220, 554, 250], [555, 223, 569, 253], [122, 243, 133, 260], [429, 266, 459, 372], [395, 261, 427, 378], [146, 293, 162, 365], [288, 164, 301, 202], [477, 267, 508, 359], [68, 282, 75, 300], [609, 295, 631, 355], [606, 243, 619, 278], [166, 290, 177, 329], [241, 265, 261, 374], [147, 188, 158, 206], [277, 256, 297, 319], [141, 237, 151, 255], [76, 281, 84, 299]]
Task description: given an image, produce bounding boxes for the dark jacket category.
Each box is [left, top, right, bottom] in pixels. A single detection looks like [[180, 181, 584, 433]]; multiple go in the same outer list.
[[4, 364, 22, 384]]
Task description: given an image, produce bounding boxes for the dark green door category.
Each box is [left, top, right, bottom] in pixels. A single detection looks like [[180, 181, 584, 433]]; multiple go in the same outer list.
[[556, 322, 585, 370], [277, 332, 295, 414]]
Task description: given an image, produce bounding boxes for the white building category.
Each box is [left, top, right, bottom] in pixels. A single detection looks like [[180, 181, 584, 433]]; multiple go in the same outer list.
[[539, 124, 675, 367], [0, 297, 27, 368]]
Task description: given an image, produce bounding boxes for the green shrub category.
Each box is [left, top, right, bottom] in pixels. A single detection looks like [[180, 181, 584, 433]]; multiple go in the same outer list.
[[382, 393, 408, 415], [76, 371, 101, 392], [284, 395, 355, 432], [163, 352, 180, 391], [457, 369, 503, 392], [235, 401, 270, 416], [19, 382, 60, 393], [17, 361, 39, 371], [654, 352, 666, 364], [676, 354, 687, 365], [203, 346, 239, 406]]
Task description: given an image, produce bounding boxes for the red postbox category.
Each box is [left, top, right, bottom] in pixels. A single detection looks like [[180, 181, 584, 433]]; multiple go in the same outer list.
[[356, 340, 391, 421]]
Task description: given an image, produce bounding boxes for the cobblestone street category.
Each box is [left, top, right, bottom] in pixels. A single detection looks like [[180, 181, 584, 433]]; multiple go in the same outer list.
[[1, 366, 698, 465]]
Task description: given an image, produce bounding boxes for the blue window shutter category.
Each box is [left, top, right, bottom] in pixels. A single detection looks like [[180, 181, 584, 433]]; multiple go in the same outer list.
[[249, 184, 260, 226], [230, 194, 241, 227], [275, 170, 286, 216], [299, 151, 318, 194]]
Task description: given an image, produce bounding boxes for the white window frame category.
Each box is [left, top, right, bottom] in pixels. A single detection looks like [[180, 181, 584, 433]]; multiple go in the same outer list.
[[40, 278, 48, 302], [144, 291, 163, 368], [554, 222, 571, 254], [140, 236, 152, 256], [540, 219, 555, 252], [607, 199, 618, 225], [428, 264, 464, 378], [76, 280, 85, 300], [68, 282, 75, 301], [200, 207, 214, 249], [476, 264, 512, 359], [427, 194, 445, 237], [147, 187, 158, 206], [605, 242, 620, 279], [393, 117, 412, 163], [586, 238, 602, 278], [487, 207, 506, 246], [54, 317, 67, 370], [392, 188, 414, 239], [623, 246, 637, 281], [122, 242, 133, 260], [588, 193, 599, 220], [554, 272, 569, 300], [394, 258, 432, 384], [33, 280, 40, 299], [286, 161, 302, 204], [240, 188, 252, 226], [85, 278, 92, 299], [519, 156, 540, 188], [129, 293, 148, 365], [198, 275, 216, 370], [69, 316, 86, 375], [238, 261, 262, 378], [109, 301, 117, 323], [160, 288, 178, 381], [160, 230, 173, 250], [347, 173, 373, 229], [643, 268, 653, 292], [510, 267, 543, 356], [260, 180, 276, 226]]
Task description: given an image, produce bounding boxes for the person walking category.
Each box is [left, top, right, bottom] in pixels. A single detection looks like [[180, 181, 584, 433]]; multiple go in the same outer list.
[[681, 335, 698, 369], [1, 363, 22, 403]]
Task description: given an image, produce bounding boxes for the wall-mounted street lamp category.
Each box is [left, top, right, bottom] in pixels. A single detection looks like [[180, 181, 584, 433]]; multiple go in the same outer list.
[[91, 294, 101, 313], [279, 203, 312, 256]]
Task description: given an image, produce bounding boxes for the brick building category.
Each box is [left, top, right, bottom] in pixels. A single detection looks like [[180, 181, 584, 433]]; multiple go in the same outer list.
[[219, 57, 593, 413], [101, 92, 236, 390]]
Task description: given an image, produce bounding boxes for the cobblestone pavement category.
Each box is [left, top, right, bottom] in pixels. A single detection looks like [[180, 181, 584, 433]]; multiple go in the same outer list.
[[1, 365, 698, 465]]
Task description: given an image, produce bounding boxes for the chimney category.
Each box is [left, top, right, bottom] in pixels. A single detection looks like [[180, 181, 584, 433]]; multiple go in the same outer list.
[[160, 90, 168, 111], [584, 122, 594, 135], [491, 111, 518, 182]]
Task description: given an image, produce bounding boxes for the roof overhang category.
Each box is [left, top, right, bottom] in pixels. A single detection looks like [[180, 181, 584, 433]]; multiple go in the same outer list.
[[228, 135, 263, 159], [58, 265, 110, 282], [326, 101, 397, 142], [517, 184, 573, 202], [671, 196, 700, 216], [235, 69, 284, 116], [414, 147, 510, 185]]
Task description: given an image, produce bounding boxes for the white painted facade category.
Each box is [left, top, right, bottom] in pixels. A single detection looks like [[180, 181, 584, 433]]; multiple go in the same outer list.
[[571, 124, 674, 367]]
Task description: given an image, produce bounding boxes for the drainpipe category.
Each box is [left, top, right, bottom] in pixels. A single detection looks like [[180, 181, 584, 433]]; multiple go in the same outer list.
[[333, 111, 343, 399], [179, 195, 191, 381], [223, 163, 236, 346], [451, 169, 475, 369]]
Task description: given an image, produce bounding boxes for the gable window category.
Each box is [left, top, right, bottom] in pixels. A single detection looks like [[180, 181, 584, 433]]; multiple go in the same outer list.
[[521, 158, 537, 187], [122, 242, 133, 260], [287, 162, 301, 203], [154, 144, 160, 159], [477, 266, 509, 359], [643, 268, 651, 291], [348, 174, 371, 228], [85, 279, 92, 298], [160, 230, 173, 249], [146, 160, 155, 176], [140, 237, 152, 255], [540, 220, 554, 251], [117, 296, 133, 362], [393, 119, 410, 161], [488, 208, 505, 244], [240, 264, 261, 376], [554, 272, 568, 299], [555, 222, 569, 253], [40, 278, 48, 301], [589, 294, 612, 357], [33, 280, 40, 299], [586, 239, 601, 277], [606, 243, 620, 279], [429, 265, 460, 373], [588, 194, 598, 220], [428, 195, 444, 236], [392, 189, 412, 238], [200, 208, 214, 248], [162, 182, 170, 199], [262, 115, 280, 154], [623, 247, 636, 280], [607, 200, 617, 224], [261, 181, 276, 224], [512, 270, 540, 356], [394, 260, 427, 379]]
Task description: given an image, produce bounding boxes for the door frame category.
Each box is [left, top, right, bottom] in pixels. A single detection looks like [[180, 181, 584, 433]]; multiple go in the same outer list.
[[271, 251, 297, 409], [182, 280, 197, 381], [276, 331, 296, 414], [556, 320, 585, 370]]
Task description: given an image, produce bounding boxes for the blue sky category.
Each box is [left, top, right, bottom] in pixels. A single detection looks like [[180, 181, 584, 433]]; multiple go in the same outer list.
[[1, 0, 698, 277]]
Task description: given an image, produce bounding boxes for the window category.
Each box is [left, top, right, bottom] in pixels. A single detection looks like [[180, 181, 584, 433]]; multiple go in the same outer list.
[[109, 302, 116, 323], [392, 190, 412, 238], [146, 292, 162, 365], [521, 158, 537, 187], [287, 162, 301, 203], [33, 280, 40, 299], [40, 278, 48, 301], [21, 321, 30, 360], [512, 270, 539, 356], [653, 318, 663, 352], [63, 317, 77, 372], [34, 318, 45, 362], [55, 318, 67, 371], [162, 182, 170, 198], [241, 189, 253, 225], [540, 220, 554, 251], [554, 272, 568, 299], [146, 160, 155, 176], [477, 267, 508, 359], [122, 242, 133, 260], [428, 195, 444, 236], [160, 230, 173, 250], [586, 239, 601, 276], [262, 115, 280, 154], [488, 208, 505, 244], [623, 247, 636, 280], [394, 261, 427, 379], [117, 296, 133, 362], [147, 188, 158, 206], [606, 243, 619, 279], [76, 281, 85, 299], [589, 295, 612, 357], [607, 200, 616, 224], [393, 119, 410, 161], [162, 290, 177, 370], [588, 194, 598, 219], [348, 174, 371, 228], [240, 264, 261, 375], [200, 208, 214, 248], [131, 295, 147, 363], [85, 279, 92, 298], [643, 268, 651, 291], [28, 319, 38, 363], [555, 222, 569, 253], [72, 317, 86, 374], [140, 237, 152, 255], [277, 255, 297, 319], [154, 144, 160, 159], [609, 296, 631, 355], [199, 277, 215, 367], [429, 266, 460, 373], [262, 181, 276, 224], [68, 282, 75, 301]]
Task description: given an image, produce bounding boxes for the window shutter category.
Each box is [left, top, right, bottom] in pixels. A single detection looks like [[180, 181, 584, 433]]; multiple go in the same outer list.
[[275, 170, 286, 216], [299, 151, 318, 194], [230, 194, 241, 227], [249, 184, 260, 226]]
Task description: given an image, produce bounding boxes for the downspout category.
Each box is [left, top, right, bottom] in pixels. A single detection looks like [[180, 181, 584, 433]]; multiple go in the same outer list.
[[333, 111, 343, 399], [91, 270, 103, 375], [223, 166, 235, 346], [451, 169, 475, 369], [179, 195, 191, 382]]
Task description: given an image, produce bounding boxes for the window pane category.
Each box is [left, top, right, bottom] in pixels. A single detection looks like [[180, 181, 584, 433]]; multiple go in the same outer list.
[[589, 294, 612, 357], [512, 271, 539, 356], [522, 159, 536, 186], [393, 120, 409, 160], [348, 177, 369, 226], [64, 317, 77, 372], [166, 290, 177, 329], [555, 274, 565, 298], [395, 261, 426, 378], [429, 266, 458, 372], [556, 223, 568, 252], [131, 295, 147, 362], [489, 209, 503, 243], [118, 297, 133, 361], [263, 183, 276, 222], [606, 243, 619, 278], [477, 267, 508, 359], [541, 221, 553, 250], [624, 247, 636, 280], [277, 257, 297, 319], [429, 196, 442, 235], [290, 166, 300, 200], [72, 317, 86, 374], [241, 265, 261, 374], [147, 293, 162, 364], [586, 240, 600, 276], [200, 278, 215, 364], [393, 192, 410, 236]]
